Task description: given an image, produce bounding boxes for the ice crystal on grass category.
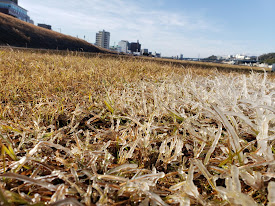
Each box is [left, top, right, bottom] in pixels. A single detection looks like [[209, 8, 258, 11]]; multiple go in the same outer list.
[[216, 166, 258, 206], [170, 163, 203, 205], [268, 181, 275, 206], [0, 49, 274, 205]]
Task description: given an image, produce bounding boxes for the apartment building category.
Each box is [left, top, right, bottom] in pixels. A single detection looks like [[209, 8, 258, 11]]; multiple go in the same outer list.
[[95, 30, 110, 49]]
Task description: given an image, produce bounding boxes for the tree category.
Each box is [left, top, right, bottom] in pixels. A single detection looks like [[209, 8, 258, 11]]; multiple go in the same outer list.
[[205, 55, 217, 60]]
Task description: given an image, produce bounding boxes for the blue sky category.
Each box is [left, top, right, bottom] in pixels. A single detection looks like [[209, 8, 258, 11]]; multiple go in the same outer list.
[[20, 0, 274, 57]]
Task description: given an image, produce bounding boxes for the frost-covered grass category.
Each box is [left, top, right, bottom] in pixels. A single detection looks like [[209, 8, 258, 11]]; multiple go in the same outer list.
[[0, 49, 274, 205]]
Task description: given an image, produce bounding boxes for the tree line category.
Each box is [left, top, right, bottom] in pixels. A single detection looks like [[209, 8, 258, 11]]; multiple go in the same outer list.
[[259, 53, 275, 64]]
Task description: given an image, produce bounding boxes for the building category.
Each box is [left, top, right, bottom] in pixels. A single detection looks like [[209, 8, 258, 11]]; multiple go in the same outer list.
[[154, 52, 161, 58], [118, 40, 129, 53], [128, 40, 141, 53], [38, 23, 52, 30], [95, 30, 110, 49], [235, 54, 249, 60], [109, 45, 122, 53], [272, 64, 275, 72], [141, 48, 149, 55], [0, 0, 32, 23]]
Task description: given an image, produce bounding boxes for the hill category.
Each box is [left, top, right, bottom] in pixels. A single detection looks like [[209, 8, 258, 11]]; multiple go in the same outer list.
[[0, 12, 109, 53], [259, 52, 275, 64]]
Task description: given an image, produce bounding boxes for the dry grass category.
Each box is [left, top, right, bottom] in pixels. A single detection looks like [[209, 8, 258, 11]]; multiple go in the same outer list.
[[143, 56, 272, 73], [0, 49, 274, 206]]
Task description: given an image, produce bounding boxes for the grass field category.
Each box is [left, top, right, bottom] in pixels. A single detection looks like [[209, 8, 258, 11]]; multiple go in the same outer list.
[[0, 49, 274, 205]]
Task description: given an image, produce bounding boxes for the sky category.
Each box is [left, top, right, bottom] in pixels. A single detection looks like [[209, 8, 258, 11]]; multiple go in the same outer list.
[[20, 0, 275, 58]]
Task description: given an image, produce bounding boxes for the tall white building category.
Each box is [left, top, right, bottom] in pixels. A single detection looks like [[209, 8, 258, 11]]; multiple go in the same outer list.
[[118, 40, 129, 53], [95, 30, 110, 49]]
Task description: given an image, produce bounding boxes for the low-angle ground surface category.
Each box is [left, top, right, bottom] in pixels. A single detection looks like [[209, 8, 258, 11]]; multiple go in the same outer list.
[[0, 49, 274, 205]]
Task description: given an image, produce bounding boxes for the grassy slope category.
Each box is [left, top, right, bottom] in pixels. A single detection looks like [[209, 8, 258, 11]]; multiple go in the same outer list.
[[0, 12, 110, 53], [0, 49, 274, 205]]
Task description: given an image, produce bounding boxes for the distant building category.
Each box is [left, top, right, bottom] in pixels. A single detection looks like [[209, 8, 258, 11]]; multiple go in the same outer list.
[[154, 52, 161, 58], [116, 46, 122, 53], [118, 40, 129, 53], [38, 23, 52, 30], [109, 45, 121, 53], [95, 30, 110, 49], [0, 0, 32, 23], [258, 63, 269, 68], [227, 55, 233, 59], [141, 48, 149, 55], [235, 54, 247, 60], [128, 40, 141, 53], [272, 64, 275, 72]]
